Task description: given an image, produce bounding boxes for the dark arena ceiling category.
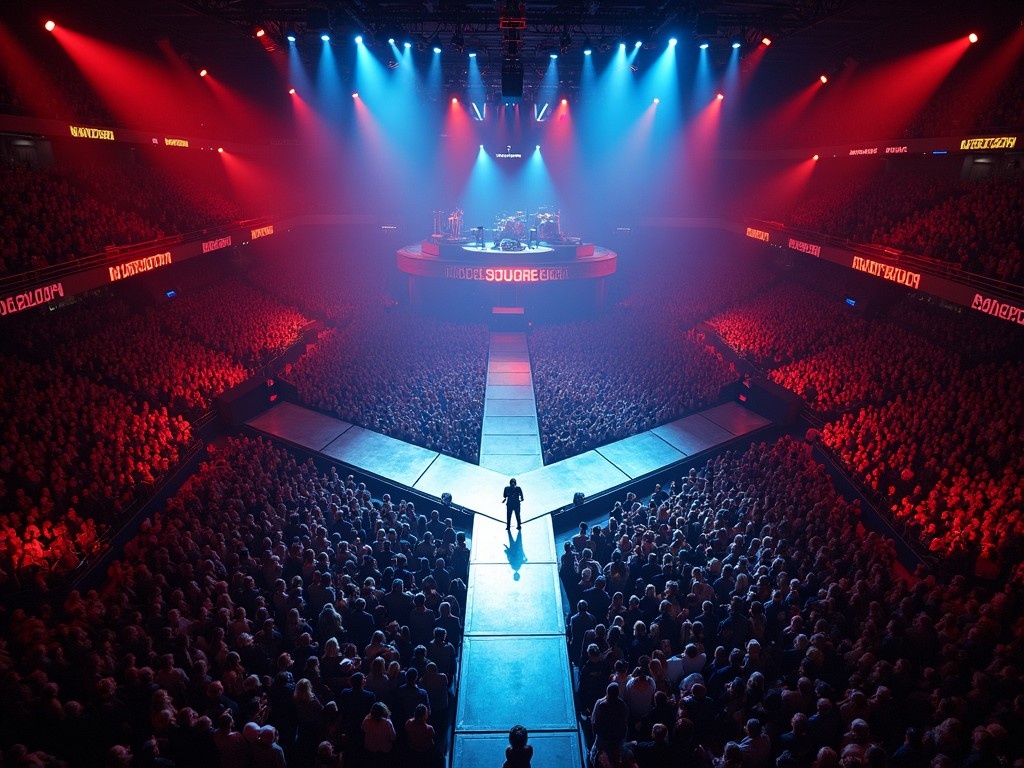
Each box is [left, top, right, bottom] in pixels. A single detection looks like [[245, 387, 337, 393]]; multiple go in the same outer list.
[[128, 0, 1020, 94]]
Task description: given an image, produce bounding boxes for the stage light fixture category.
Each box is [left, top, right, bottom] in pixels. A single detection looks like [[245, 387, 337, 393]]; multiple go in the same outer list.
[[968, 32, 978, 43], [352, 92, 359, 99], [634, 40, 642, 48], [535, 144, 540, 150], [44, 20, 56, 31], [286, 34, 297, 43], [669, 38, 677, 47], [433, 46, 442, 54], [388, 37, 395, 44], [199, 68, 208, 77], [355, 35, 363, 44], [561, 98, 567, 105], [404, 41, 411, 49], [255, 28, 266, 38], [619, 42, 626, 50], [812, 154, 819, 161], [288, 87, 296, 95], [699, 41, 710, 50], [321, 33, 330, 42], [583, 48, 592, 55], [451, 97, 458, 104], [819, 74, 828, 84], [653, 97, 660, 104], [550, 53, 558, 59], [731, 41, 741, 49], [217, 147, 224, 153], [761, 37, 772, 46], [469, 52, 477, 58], [716, 92, 724, 100]]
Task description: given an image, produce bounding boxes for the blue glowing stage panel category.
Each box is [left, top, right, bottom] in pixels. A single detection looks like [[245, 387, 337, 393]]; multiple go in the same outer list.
[[464, 563, 565, 634], [595, 430, 687, 478], [246, 402, 353, 452], [455, 635, 575, 732], [651, 413, 733, 454]]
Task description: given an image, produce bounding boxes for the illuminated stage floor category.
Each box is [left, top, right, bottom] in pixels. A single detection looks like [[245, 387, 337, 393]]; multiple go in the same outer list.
[[479, 332, 544, 475], [246, 400, 770, 523], [454, 512, 581, 768], [246, 397, 771, 768]]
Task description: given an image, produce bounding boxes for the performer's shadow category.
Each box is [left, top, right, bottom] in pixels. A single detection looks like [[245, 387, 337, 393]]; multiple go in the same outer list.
[[504, 529, 527, 580]]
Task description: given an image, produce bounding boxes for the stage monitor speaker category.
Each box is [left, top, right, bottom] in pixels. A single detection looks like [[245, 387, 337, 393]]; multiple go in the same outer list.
[[736, 377, 803, 426], [214, 375, 274, 427], [501, 59, 523, 101]]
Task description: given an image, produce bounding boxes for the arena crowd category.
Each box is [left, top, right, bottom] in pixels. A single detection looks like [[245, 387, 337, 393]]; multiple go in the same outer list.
[[564, 437, 1024, 768], [0, 435, 469, 768]]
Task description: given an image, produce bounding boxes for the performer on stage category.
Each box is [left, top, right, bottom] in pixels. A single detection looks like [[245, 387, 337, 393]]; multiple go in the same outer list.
[[502, 478, 524, 530]]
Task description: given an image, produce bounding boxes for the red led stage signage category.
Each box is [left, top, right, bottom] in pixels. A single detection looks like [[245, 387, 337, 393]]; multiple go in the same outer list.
[[0, 282, 65, 316], [443, 266, 570, 282], [851, 256, 921, 290], [69, 124, 115, 141], [788, 238, 821, 257], [848, 147, 878, 156], [971, 293, 1024, 326], [959, 136, 1017, 151], [108, 252, 172, 282], [164, 137, 189, 148], [251, 225, 275, 240], [745, 227, 770, 242], [202, 235, 232, 253]]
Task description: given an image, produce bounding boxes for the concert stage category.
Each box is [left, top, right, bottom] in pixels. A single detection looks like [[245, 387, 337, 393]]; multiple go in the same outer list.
[[396, 239, 618, 317]]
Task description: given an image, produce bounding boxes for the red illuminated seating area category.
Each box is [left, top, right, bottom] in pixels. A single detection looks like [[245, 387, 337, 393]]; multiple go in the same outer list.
[[0, 353, 194, 586], [0, 272, 315, 589], [822, 361, 1024, 575], [0, 160, 257, 278], [783, 172, 1024, 284], [707, 280, 1024, 581], [874, 177, 1024, 282], [0, 434, 470, 768], [0, 163, 162, 275]]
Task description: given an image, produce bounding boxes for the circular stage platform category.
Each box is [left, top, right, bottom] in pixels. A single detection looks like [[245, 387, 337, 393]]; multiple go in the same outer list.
[[396, 239, 618, 319]]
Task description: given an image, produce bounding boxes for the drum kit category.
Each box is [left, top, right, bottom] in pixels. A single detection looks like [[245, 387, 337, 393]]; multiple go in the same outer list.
[[434, 205, 563, 245], [494, 206, 562, 244]]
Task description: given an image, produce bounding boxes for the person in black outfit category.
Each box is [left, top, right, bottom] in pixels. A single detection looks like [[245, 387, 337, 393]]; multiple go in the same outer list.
[[502, 478, 524, 530], [504, 724, 533, 768]]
